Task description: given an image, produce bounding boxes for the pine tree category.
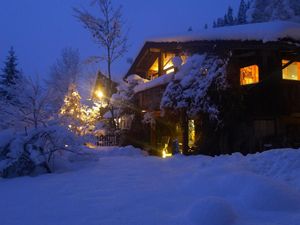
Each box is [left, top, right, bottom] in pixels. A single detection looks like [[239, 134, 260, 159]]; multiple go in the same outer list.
[[217, 18, 225, 27], [60, 84, 84, 134], [226, 6, 234, 25], [0, 47, 21, 100], [290, 0, 300, 16], [213, 20, 217, 28], [223, 13, 228, 26], [251, 0, 273, 22], [271, 0, 294, 21], [237, 0, 247, 24]]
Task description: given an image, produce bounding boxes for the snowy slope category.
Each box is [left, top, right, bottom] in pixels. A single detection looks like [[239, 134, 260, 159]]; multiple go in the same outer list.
[[0, 147, 300, 225]]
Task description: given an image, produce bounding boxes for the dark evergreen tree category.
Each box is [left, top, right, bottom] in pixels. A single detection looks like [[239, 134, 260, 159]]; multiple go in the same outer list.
[[204, 24, 208, 29], [290, 0, 300, 16], [251, 0, 273, 22], [217, 18, 225, 27], [0, 47, 21, 100], [1, 47, 20, 86], [213, 20, 217, 28], [271, 0, 294, 21], [237, 0, 247, 24], [226, 6, 235, 25], [224, 13, 228, 26]]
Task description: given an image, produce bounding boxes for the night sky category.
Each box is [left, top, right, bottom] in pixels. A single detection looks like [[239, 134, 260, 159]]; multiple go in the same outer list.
[[0, 0, 240, 81]]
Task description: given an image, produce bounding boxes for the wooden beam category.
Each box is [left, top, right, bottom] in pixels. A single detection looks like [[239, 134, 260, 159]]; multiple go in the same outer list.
[[158, 52, 164, 76], [282, 60, 295, 70], [149, 48, 161, 53]]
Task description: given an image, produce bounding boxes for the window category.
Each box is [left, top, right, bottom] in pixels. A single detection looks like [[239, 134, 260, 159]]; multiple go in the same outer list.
[[240, 65, 259, 85], [282, 60, 300, 81], [147, 53, 187, 80], [163, 53, 175, 74], [119, 115, 133, 130], [148, 58, 159, 79]]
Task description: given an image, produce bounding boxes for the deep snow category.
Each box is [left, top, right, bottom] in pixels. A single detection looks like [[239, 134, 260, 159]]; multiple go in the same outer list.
[[0, 147, 300, 225]]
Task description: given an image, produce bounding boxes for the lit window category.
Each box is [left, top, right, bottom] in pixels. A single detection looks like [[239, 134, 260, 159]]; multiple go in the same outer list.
[[240, 65, 259, 85], [282, 60, 300, 81], [148, 58, 159, 80], [147, 53, 182, 79], [163, 53, 175, 74]]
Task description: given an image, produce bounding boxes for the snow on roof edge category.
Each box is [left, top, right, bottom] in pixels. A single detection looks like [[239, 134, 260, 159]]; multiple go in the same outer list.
[[148, 21, 300, 43]]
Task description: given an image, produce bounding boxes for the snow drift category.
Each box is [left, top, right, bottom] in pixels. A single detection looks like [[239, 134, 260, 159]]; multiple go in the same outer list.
[[0, 147, 299, 225]]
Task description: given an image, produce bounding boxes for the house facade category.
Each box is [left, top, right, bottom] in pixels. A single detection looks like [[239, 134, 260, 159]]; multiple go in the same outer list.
[[123, 21, 300, 156]]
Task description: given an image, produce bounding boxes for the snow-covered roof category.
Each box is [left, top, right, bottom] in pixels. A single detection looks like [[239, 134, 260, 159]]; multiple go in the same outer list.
[[149, 21, 300, 43], [134, 73, 173, 93]]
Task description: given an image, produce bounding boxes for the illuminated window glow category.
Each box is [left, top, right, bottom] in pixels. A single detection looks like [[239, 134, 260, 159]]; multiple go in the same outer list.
[[282, 60, 300, 81], [148, 58, 159, 79], [163, 53, 175, 74], [240, 65, 259, 85], [188, 120, 195, 148], [147, 53, 187, 79]]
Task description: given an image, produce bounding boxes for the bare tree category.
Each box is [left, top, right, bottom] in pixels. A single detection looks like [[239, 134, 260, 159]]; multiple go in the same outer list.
[[74, 0, 127, 83], [74, 0, 128, 129], [0, 76, 51, 131], [46, 47, 81, 113]]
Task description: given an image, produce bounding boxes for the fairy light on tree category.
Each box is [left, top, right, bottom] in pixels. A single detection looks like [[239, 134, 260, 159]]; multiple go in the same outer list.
[[60, 83, 104, 135], [60, 84, 84, 134]]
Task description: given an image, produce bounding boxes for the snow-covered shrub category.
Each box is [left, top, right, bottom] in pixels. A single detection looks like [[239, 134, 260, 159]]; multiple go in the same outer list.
[[111, 74, 147, 129], [111, 74, 147, 111], [161, 54, 229, 121], [142, 112, 156, 126], [0, 125, 81, 178]]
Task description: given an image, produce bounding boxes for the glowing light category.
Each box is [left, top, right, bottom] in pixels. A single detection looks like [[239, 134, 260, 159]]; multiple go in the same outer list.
[[165, 68, 175, 74], [240, 65, 259, 85], [65, 144, 69, 148], [85, 142, 97, 149], [162, 150, 172, 158], [95, 90, 104, 99], [60, 83, 104, 136], [282, 60, 300, 81]]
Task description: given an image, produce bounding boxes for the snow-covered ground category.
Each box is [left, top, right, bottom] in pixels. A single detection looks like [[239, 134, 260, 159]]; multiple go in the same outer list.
[[0, 146, 300, 225]]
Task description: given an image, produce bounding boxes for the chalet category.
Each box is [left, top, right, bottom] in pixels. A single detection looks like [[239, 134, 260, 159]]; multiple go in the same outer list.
[[123, 21, 300, 156]]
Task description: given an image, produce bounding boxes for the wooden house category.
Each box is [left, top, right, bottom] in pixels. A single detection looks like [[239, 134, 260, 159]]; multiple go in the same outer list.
[[124, 21, 300, 156]]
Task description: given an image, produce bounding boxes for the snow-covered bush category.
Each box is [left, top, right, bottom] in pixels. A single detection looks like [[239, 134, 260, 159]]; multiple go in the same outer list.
[[0, 125, 81, 178], [161, 54, 229, 121], [111, 74, 148, 128], [142, 112, 156, 126], [111, 74, 147, 111]]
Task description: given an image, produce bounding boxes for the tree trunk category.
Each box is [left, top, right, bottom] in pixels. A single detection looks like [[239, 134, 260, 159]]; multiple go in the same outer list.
[[107, 49, 116, 131]]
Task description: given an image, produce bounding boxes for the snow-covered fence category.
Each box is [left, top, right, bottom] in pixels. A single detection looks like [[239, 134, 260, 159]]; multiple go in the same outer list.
[[97, 134, 119, 146]]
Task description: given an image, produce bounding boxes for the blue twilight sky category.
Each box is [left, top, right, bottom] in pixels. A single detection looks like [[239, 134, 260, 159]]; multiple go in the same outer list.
[[0, 0, 240, 81]]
